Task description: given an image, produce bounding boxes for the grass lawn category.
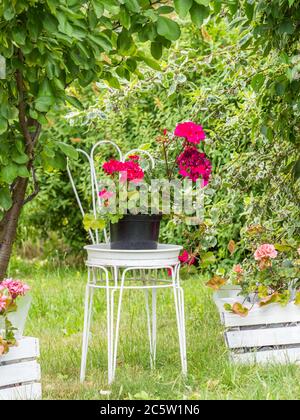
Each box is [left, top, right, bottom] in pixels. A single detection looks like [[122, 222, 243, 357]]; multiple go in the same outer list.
[[9, 257, 300, 400]]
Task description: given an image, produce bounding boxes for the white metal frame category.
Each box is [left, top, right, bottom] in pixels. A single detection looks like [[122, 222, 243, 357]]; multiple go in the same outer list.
[[67, 141, 187, 384], [80, 262, 187, 384], [66, 140, 155, 245]]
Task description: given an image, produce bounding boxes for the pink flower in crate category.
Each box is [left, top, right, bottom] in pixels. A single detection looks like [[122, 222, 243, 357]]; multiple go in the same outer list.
[[233, 264, 243, 274], [0, 279, 30, 300], [0, 294, 9, 311], [254, 244, 278, 261], [174, 122, 206, 144]]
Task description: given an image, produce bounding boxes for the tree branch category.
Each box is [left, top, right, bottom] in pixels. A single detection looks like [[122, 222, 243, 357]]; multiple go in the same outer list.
[[23, 165, 40, 205]]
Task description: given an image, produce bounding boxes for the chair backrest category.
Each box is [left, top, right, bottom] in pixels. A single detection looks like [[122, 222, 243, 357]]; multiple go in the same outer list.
[[67, 140, 155, 245]]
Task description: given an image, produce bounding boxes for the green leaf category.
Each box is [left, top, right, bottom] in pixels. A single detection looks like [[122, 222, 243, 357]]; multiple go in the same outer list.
[[92, 0, 104, 18], [35, 96, 55, 112], [0, 163, 19, 184], [3, 5, 15, 21], [295, 292, 300, 306], [293, 158, 300, 180], [200, 251, 216, 268], [12, 27, 27, 46], [17, 165, 30, 178], [119, 5, 131, 29], [141, 55, 161, 71], [58, 142, 79, 160], [156, 17, 181, 41], [88, 34, 112, 51], [244, 1, 254, 21], [0, 116, 7, 134], [251, 73, 265, 92], [0, 187, 12, 210], [106, 76, 121, 89], [174, 0, 193, 17], [83, 214, 106, 231], [65, 95, 84, 110], [194, 0, 210, 6], [274, 243, 293, 252], [190, 3, 210, 27], [275, 82, 286, 96], [124, 0, 140, 12], [151, 42, 163, 60], [157, 6, 174, 14], [288, 0, 296, 6], [12, 150, 29, 164], [278, 20, 294, 35], [117, 30, 135, 55]]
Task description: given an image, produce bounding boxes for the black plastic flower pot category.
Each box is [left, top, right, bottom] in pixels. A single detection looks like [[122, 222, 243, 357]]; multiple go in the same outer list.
[[110, 214, 162, 250]]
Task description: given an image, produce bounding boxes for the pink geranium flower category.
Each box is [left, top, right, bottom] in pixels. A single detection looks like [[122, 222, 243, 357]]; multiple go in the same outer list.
[[233, 264, 243, 274], [99, 189, 114, 200], [174, 122, 206, 144], [0, 279, 30, 300], [254, 244, 278, 261]]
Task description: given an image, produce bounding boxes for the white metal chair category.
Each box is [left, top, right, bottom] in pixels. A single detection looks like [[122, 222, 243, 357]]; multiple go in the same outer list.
[[67, 141, 187, 384]]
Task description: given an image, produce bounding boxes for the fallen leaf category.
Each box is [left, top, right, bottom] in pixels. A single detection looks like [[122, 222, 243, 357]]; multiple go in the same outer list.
[[206, 275, 226, 290], [259, 292, 280, 307], [232, 302, 249, 317]]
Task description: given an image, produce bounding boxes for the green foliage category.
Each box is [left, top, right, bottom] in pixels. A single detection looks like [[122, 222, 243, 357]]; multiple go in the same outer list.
[[20, 16, 299, 266], [0, 0, 185, 219]]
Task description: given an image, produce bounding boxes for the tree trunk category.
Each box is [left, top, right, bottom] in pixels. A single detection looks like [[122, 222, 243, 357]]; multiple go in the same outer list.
[[0, 178, 28, 280]]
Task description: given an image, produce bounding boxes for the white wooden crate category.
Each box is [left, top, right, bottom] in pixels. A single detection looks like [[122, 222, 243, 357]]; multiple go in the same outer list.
[[0, 337, 42, 400], [213, 286, 300, 365]]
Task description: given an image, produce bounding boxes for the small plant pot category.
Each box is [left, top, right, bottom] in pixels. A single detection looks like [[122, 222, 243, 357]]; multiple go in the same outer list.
[[0, 294, 32, 340], [110, 214, 162, 250]]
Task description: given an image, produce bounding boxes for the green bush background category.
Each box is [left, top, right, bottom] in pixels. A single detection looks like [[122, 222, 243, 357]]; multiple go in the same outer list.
[[17, 19, 300, 273]]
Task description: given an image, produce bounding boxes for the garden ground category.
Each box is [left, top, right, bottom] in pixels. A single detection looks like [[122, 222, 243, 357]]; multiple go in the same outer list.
[[12, 257, 300, 400]]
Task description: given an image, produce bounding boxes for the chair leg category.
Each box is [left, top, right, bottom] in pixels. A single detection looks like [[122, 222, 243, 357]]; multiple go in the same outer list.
[[178, 286, 187, 375], [152, 288, 157, 368], [80, 282, 94, 383], [172, 269, 187, 376], [144, 288, 157, 369], [107, 271, 125, 385]]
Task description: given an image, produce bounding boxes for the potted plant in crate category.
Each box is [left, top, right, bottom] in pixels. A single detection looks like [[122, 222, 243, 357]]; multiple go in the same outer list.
[[84, 121, 212, 250], [0, 279, 31, 356], [208, 240, 300, 364]]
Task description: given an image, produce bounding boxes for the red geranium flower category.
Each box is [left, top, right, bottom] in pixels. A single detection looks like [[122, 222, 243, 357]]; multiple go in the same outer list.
[[179, 250, 196, 265], [103, 158, 144, 183], [177, 146, 212, 185]]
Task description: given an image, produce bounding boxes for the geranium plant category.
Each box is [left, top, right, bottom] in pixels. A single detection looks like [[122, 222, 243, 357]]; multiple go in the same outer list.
[[84, 121, 212, 236], [207, 242, 300, 317], [0, 279, 30, 355]]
